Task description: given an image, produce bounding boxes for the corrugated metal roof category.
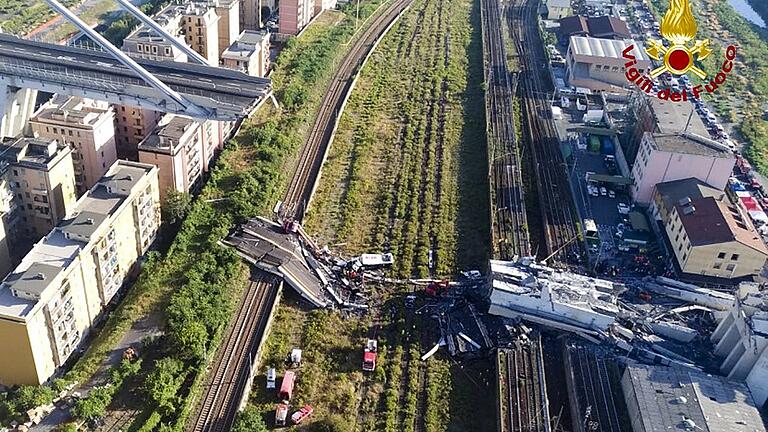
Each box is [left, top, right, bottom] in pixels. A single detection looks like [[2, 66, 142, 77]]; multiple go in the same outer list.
[[569, 35, 648, 61]]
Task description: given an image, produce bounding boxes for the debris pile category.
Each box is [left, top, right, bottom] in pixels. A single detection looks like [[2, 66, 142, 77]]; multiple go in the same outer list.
[[223, 217, 394, 309]]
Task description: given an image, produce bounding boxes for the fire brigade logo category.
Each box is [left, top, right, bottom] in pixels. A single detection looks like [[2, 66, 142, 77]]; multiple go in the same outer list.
[[646, 0, 711, 78], [623, 0, 738, 101]]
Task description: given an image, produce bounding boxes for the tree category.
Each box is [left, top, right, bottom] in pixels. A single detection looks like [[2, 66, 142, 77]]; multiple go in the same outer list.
[[231, 406, 268, 432], [171, 320, 209, 360], [143, 358, 186, 416], [161, 190, 192, 225]]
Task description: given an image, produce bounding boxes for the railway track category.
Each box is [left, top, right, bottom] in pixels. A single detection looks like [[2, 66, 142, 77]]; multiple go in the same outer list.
[[510, 0, 580, 264], [282, 0, 414, 221], [186, 276, 279, 432], [497, 337, 550, 432], [480, 0, 530, 260]]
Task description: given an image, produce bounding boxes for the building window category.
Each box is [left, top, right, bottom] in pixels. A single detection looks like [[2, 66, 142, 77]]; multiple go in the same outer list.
[[682, 253, 687, 261], [53, 127, 57, 134], [165, 47, 171, 55], [12, 169, 18, 176], [713, 262, 722, 269], [138, 45, 143, 52], [675, 234, 680, 242], [717, 252, 726, 259], [121, 106, 125, 112], [730, 254, 739, 261], [726, 264, 736, 271]]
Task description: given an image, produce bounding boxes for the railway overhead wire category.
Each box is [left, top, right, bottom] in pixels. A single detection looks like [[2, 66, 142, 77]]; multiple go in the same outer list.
[[282, 0, 414, 221]]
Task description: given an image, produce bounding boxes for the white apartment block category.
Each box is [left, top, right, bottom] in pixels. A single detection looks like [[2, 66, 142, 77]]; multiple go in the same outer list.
[[222, 30, 270, 77], [0, 161, 160, 385]]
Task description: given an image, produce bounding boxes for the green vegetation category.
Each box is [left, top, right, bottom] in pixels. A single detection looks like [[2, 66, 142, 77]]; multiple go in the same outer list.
[[232, 406, 268, 432], [161, 190, 192, 225], [306, 0, 489, 278], [72, 358, 142, 423], [0, 385, 55, 425], [0, 0, 76, 35], [0, 3, 399, 431], [102, 0, 170, 45], [650, 0, 768, 176], [251, 0, 495, 430]]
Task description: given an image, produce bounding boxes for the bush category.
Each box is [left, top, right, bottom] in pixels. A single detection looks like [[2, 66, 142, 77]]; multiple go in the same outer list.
[[231, 406, 268, 432], [13, 385, 55, 411]]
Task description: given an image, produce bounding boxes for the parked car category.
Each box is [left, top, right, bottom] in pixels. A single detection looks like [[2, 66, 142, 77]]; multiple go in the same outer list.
[[267, 368, 276, 389], [617, 203, 631, 214], [600, 187, 608, 196], [608, 190, 616, 199]]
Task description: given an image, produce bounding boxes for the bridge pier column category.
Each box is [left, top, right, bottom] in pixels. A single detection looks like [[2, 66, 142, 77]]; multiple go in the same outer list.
[[0, 81, 37, 139]]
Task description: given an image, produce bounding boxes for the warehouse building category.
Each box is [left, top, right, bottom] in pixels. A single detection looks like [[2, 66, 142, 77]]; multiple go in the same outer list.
[[566, 36, 650, 91], [622, 363, 765, 432], [0, 161, 160, 385]]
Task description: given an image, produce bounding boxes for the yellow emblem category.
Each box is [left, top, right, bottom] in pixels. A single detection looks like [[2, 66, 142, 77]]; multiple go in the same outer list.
[[645, 0, 712, 79]]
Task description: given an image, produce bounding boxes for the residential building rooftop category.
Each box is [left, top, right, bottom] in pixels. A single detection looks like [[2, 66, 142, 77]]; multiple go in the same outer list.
[[656, 178, 725, 214], [649, 132, 733, 158], [623, 364, 766, 432], [0, 161, 156, 319], [0, 136, 69, 170], [31, 96, 111, 127], [137, 115, 198, 155], [676, 196, 768, 254]]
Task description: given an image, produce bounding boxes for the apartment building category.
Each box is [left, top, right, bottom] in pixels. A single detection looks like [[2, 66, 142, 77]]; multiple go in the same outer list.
[[0, 137, 77, 240], [279, 0, 314, 35], [566, 36, 650, 91], [113, 105, 162, 161], [216, 0, 240, 55], [138, 115, 206, 200], [0, 161, 160, 386], [664, 196, 768, 279], [0, 163, 17, 277], [314, 0, 336, 16], [29, 96, 118, 196], [712, 283, 768, 408], [122, 6, 189, 62], [631, 132, 735, 204], [240, 0, 261, 31], [221, 30, 270, 77], [182, 3, 221, 64], [122, 2, 220, 64]]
